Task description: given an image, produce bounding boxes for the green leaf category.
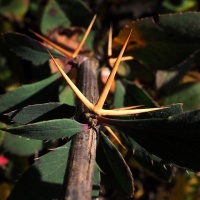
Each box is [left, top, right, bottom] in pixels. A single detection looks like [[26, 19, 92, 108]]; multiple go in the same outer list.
[[162, 82, 200, 111], [92, 163, 100, 199], [96, 132, 134, 197], [0, 0, 29, 20], [120, 132, 172, 181], [5, 103, 75, 125], [98, 108, 200, 171], [114, 79, 159, 109], [40, 0, 70, 34], [114, 12, 200, 70], [134, 103, 183, 119], [3, 119, 87, 140], [0, 123, 5, 145], [2, 32, 64, 63], [2, 133, 43, 156], [58, 0, 93, 28], [0, 73, 60, 115], [59, 85, 75, 106], [8, 142, 71, 200], [162, 0, 197, 12]]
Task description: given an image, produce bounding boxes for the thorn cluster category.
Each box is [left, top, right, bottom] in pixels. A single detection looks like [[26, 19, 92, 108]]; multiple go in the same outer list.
[[32, 15, 165, 148]]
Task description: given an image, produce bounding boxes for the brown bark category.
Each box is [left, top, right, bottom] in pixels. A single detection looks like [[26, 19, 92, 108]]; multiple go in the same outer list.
[[59, 57, 99, 200]]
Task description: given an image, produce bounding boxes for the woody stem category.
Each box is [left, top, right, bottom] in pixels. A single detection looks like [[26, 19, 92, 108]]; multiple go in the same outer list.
[[59, 57, 99, 200]]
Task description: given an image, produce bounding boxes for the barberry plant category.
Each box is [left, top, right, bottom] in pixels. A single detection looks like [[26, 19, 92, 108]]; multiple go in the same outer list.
[[1, 1, 200, 200]]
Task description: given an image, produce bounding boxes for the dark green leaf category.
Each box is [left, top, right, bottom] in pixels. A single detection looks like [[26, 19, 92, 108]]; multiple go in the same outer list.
[[133, 103, 183, 119], [92, 163, 100, 199], [120, 132, 173, 181], [3, 119, 87, 140], [98, 108, 200, 171], [162, 82, 200, 111], [58, 0, 94, 28], [5, 102, 75, 125], [2, 32, 64, 63], [2, 133, 43, 156], [114, 79, 159, 109], [96, 132, 134, 197], [8, 142, 71, 200], [0, 73, 60, 115], [114, 12, 200, 70]]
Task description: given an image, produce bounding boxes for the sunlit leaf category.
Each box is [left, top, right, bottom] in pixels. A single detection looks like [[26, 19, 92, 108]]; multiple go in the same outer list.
[[59, 85, 75, 106], [8, 142, 71, 200], [40, 0, 70, 34], [2, 133, 43, 156], [113, 12, 200, 70], [3, 119, 87, 140], [161, 0, 197, 12], [167, 172, 200, 199]]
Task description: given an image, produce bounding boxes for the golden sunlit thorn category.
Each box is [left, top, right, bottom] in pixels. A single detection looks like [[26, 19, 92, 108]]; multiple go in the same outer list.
[[104, 126, 126, 149], [48, 148, 56, 151], [95, 30, 133, 114], [119, 56, 134, 62], [48, 50, 94, 111], [111, 105, 142, 111], [72, 14, 97, 58], [107, 24, 113, 57], [34, 157, 40, 161], [100, 107, 167, 116], [30, 30, 73, 58], [109, 56, 134, 66], [133, 148, 136, 155], [107, 25, 134, 67], [163, 164, 167, 170]]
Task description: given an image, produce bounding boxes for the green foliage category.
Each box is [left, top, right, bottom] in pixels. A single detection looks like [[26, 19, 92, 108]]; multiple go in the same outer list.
[[40, 0, 71, 34], [4, 103, 75, 125], [1, 0, 200, 199], [8, 142, 71, 200], [114, 12, 200, 70], [0, 73, 60, 114], [114, 79, 159, 108], [98, 104, 200, 171], [97, 133, 134, 197], [2, 33, 64, 64], [3, 119, 86, 140], [163, 82, 200, 111], [2, 133, 43, 156], [0, 0, 29, 21]]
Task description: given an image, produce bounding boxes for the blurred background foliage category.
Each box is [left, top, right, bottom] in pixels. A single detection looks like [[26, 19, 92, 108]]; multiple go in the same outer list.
[[1, 0, 200, 199]]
